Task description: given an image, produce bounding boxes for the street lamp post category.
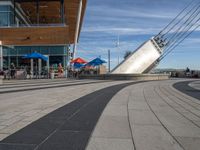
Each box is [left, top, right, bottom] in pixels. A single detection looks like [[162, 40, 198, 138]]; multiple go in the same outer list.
[[108, 49, 111, 72], [116, 35, 120, 65]]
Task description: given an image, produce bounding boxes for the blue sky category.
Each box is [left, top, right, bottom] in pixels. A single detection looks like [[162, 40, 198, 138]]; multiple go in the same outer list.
[[77, 0, 200, 70]]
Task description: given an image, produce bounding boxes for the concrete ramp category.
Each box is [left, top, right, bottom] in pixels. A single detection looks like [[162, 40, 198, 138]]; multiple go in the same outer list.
[[111, 38, 163, 74]]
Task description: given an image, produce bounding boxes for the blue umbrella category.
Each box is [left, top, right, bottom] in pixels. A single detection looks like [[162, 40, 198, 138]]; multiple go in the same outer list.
[[23, 52, 48, 61], [86, 58, 106, 66], [74, 63, 84, 69]]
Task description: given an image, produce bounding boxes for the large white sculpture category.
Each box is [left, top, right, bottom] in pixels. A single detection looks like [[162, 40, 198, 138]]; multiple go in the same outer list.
[[111, 38, 162, 74]]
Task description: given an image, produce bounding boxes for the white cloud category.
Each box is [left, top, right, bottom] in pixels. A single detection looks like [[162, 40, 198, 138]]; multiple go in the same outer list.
[[82, 26, 161, 35], [88, 5, 175, 20]]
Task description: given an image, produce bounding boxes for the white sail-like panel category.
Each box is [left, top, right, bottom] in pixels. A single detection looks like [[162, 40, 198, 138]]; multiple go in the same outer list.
[[111, 38, 162, 74]]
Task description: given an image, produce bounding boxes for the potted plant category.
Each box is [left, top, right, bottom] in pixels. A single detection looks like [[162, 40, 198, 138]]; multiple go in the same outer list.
[[0, 70, 4, 84]]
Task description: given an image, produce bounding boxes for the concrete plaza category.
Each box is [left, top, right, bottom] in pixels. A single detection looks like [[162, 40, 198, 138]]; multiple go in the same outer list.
[[0, 79, 199, 150]]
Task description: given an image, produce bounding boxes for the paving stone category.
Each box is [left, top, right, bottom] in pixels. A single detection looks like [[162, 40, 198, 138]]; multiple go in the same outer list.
[[108, 88, 130, 105], [181, 112, 200, 122], [189, 109, 200, 117], [0, 121, 30, 135], [132, 125, 183, 150], [37, 131, 90, 150], [61, 119, 97, 132], [19, 110, 41, 117], [174, 106, 190, 113], [168, 126, 200, 138], [170, 85, 200, 104], [0, 113, 18, 120], [0, 117, 64, 145], [128, 101, 150, 111], [102, 105, 127, 117], [0, 134, 9, 141], [0, 116, 26, 126], [176, 136, 200, 150], [173, 81, 200, 101], [92, 115, 132, 139], [0, 143, 35, 150], [86, 137, 134, 150], [129, 109, 160, 125], [0, 126, 6, 130], [21, 113, 46, 123], [193, 121, 200, 127], [170, 98, 200, 113]]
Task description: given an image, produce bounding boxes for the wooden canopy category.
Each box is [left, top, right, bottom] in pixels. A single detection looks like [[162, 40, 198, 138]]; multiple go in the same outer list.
[[0, 0, 87, 45]]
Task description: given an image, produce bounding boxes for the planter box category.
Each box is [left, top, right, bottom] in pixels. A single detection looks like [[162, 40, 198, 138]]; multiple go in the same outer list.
[[50, 73, 55, 79]]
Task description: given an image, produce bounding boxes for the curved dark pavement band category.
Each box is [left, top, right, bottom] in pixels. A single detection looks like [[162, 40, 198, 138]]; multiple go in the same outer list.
[[0, 80, 112, 94], [173, 80, 200, 100], [0, 81, 144, 150]]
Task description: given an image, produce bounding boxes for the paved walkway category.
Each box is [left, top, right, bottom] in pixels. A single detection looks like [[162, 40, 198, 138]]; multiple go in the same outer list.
[[0, 79, 200, 150], [189, 80, 200, 90], [0, 79, 132, 141], [87, 79, 200, 150]]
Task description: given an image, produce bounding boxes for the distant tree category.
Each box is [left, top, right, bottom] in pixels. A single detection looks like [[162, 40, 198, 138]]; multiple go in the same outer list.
[[124, 51, 132, 59]]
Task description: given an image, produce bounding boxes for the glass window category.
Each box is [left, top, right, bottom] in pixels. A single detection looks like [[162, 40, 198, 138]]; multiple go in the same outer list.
[[9, 13, 14, 25], [2, 46, 8, 56], [39, 46, 49, 55], [0, 12, 9, 26], [49, 46, 64, 55], [30, 46, 40, 53], [14, 46, 65, 56], [0, 5, 10, 11], [0, 5, 14, 26], [16, 46, 31, 55], [2, 46, 16, 56], [9, 48, 17, 56]]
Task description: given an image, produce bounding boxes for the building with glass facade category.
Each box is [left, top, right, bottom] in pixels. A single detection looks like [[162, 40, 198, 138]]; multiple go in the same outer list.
[[0, 0, 86, 75]]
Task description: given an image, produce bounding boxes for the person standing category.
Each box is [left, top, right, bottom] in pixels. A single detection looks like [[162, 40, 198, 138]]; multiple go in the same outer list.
[[10, 63, 16, 79], [58, 63, 63, 77]]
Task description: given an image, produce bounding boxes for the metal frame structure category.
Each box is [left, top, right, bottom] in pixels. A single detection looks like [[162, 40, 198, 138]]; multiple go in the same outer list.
[[111, 0, 200, 74]]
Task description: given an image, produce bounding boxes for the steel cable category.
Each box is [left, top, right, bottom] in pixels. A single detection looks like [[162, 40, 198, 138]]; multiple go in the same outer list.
[[162, 15, 200, 56], [164, 4, 200, 46], [155, 0, 198, 39], [159, 23, 200, 61]]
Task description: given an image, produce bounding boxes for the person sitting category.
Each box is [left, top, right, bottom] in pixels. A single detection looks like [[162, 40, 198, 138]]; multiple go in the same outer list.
[[26, 67, 32, 79]]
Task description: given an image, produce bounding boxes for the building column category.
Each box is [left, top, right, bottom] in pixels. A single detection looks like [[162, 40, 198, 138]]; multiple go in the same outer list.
[[16, 49, 19, 68], [8, 49, 11, 70], [63, 45, 69, 78], [72, 0, 82, 60], [0, 44, 3, 70], [38, 59, 41, 78], [46, 55, 49, 78], [31, 59, 33, 77]]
